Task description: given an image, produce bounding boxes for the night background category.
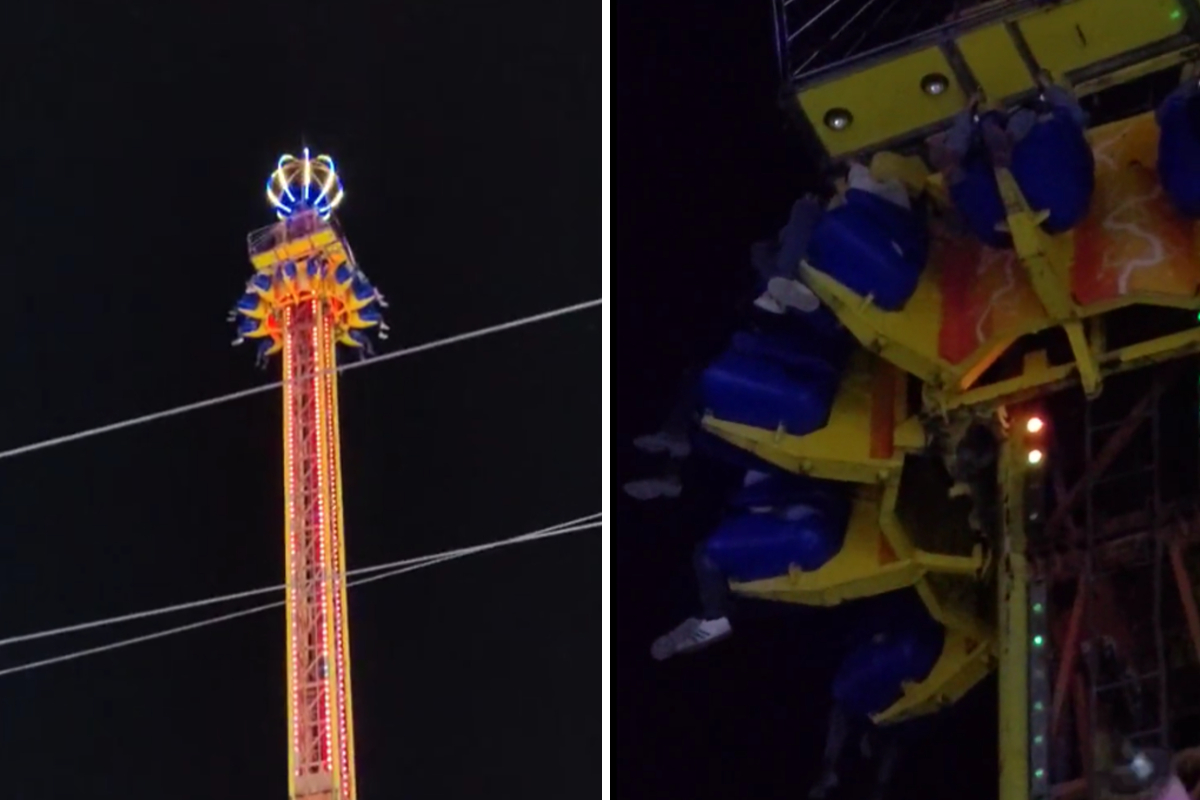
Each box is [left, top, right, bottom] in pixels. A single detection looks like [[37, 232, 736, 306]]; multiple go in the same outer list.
[[0, 2, 598, 798], [616, 2, 997, 799]]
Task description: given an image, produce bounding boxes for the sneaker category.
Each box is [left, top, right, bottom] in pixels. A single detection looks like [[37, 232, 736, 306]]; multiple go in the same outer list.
[[767, 277, 821, 313], [753, 292, 786, 315], [623, 476, 683, 501], [633, 432, 692, 459], [651, 617, 732, 660]]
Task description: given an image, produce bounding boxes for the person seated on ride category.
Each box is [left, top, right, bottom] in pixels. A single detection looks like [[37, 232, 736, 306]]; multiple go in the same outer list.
[[650, 471, 851, 660], [930, 75, 1093, 248], [754, 152, 928, 314], [1156, 77, 1200, 218], [623, 250, 852, 502], [810, 592, 971, 800]]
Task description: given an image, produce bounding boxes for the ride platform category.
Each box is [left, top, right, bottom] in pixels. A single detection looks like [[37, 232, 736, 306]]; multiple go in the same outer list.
[[803, 111, 1200, 412]]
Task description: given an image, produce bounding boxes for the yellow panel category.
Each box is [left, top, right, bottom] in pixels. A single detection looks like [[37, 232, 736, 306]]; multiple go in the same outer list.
[[251, 252, 278, 269], [731, 488, 924, 606], [285, 238, 316, 259], [1017, 0, 1185, 79], [957, 24, 1035, 101], [799, 47, 968, 156], [872, 631, 995, 725]]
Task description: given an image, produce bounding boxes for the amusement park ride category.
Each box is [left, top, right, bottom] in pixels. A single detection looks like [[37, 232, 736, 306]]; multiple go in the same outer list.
[[681, 0, 1200, 797], [229, 151, 386, 800]]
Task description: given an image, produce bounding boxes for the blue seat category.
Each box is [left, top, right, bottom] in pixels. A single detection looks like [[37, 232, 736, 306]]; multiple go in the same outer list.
[[700, 349, 839, 436], [704, 487, 852, 582], [1158, 89, 1200, 218], [808, 189, 929, 311], [952, 106, 1095, 248], [1012, 107, 1095, 233], [832, 593, 944, 718]]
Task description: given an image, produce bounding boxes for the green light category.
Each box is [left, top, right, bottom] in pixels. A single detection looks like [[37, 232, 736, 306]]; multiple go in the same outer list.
[[1033, 634, 1044, 647], [1172, 8, 1183, 20], [1035, 768, 1046, 779], [1034, 735, 1045, 746], [1033, 602, 1044, 614], [1034, 701, 1045, 712]]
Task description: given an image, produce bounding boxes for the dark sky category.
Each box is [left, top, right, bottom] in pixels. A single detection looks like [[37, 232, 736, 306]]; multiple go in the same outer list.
[[0, 1, 598, 797], [615, 3, 997, 799]]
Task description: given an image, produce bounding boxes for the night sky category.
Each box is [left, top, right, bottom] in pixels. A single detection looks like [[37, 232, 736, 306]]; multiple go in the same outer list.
[[0, 2, 598, 797], [616, 3, 996, 799]]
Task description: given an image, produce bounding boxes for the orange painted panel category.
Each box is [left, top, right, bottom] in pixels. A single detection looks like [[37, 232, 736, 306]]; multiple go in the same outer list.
[[1074, 114, 1200, 306], [937, 230, 1043, 365]]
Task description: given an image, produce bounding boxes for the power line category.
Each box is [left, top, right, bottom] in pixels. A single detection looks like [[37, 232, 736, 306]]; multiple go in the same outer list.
[[0, 298, 601, 464], [0, 515, 602, 679], [0, 513, 602, 650]]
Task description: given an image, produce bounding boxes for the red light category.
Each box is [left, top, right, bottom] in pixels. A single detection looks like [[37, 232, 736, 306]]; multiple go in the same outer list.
[[1026, 417, 1044, 434]]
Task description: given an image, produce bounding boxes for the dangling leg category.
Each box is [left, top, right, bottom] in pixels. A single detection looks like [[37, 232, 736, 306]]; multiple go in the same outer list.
[[650, 542, 733, 660], [809, 704, 852, 799], [865, 737, 902, 800], [765, 195, 823, 312], [632, 370, 698, 460], [622, 469, 683, 501]]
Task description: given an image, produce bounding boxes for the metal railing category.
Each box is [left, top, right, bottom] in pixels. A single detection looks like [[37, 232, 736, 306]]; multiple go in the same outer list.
[[772, 0, 1040, 86]]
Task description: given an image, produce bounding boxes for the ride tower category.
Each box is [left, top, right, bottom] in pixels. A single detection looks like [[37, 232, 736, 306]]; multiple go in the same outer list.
[[692, 0, 1200, 797], [230, 150, 388, 800]]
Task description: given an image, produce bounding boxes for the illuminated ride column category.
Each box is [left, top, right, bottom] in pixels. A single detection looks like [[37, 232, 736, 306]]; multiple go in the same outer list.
[[230, 150, 387, 800], [282, 297, 355, 800]]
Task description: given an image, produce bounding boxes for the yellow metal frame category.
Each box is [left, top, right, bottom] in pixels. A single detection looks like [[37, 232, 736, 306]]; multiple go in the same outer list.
[[702, 350, 923, 484], [794, 0, 1189, 159], [800, 111, 1200, 415], [251, 226, 347, 271], [328, 337, 359, 800], [282, 313, 298, 800], [872, 628, 996, 725], [728, 480, 982, 607], [997, 436, 1030, 800]]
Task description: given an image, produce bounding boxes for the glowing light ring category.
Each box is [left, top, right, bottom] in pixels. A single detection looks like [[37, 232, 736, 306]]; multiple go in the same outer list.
[[267, 148, 345, 221]]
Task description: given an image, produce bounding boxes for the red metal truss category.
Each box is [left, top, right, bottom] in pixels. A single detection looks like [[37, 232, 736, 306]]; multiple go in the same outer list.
[[283, 299, 356, 800]]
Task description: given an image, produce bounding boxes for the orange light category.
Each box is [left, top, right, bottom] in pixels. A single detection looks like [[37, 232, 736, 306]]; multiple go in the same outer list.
[[1028, 449, 1044, 466], [1026, 417, 1044, 434]]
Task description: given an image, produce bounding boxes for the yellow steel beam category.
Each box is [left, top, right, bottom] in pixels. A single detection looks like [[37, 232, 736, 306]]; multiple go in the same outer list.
[[998, 434, 1031, 800], [702, 351, 923, 484], [1016, 0, 1185, 82], [993, 169, 1074, 321], [872, 630, 996, 725], [800, 263, 951, 388], [929, 326, 1200, 412], [731, 478, 985, 607], [792, 0, 1189, 158]]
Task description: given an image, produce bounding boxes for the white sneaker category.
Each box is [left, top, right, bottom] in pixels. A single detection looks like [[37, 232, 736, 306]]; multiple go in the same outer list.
[[753, 292, 786, 314], [633, 432, 692, 459], [651, 617, 732, 660], [767, 277, 821, 313], [623, 476, 683, 501], [743, 470, 771, 487]]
